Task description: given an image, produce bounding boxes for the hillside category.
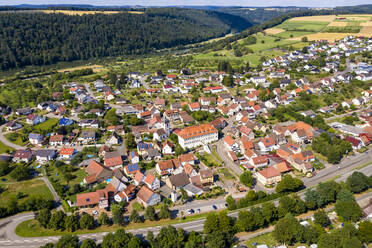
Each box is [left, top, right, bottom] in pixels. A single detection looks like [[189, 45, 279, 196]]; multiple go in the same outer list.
[[0, 7, 252, 70]]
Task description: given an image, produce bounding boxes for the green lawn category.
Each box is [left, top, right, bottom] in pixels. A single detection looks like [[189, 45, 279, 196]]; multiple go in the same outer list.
[[218, 168, 235, 180], [277, 20, 330, 32], [33, 118, 59, 133], [272, 30, 314, 39], [0, 178, 53, 207], [0, 140, 14, 153], [245, 232, 278, 248], [5, 132, 26, 146]]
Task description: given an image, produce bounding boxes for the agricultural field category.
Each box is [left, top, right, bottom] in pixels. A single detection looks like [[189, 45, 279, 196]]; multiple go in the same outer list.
[[276, 20, 330, 32]]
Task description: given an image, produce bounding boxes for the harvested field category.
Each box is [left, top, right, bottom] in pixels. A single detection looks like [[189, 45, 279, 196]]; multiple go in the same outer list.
[[265, 28, 285, 34], [41, 10, 129, 15], [361, 22, 372, 27], [359, 26, 372, 37], [289, 33, 351, 42], [57, 64, 105, 73], [289, 15, 335, 22], [328, 22, 348, 27]]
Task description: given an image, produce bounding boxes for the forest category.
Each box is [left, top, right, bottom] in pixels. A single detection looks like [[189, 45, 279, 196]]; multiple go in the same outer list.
[[0, 8, 251, 70]]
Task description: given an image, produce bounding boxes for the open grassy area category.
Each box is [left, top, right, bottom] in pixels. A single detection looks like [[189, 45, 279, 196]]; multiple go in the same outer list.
[[0, 178, 53, 207], [0, 140, 14, 154], [4, 132, 26, 146], [33, 118, 59, 133], [218, 168, 235, 180], [277, 20, 330, 32], [16, 211, 211, 237], [245, 232, 278, 248]]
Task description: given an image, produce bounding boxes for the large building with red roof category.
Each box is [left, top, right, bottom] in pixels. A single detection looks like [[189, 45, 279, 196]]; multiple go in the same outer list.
[[177, 124, 218, 149]]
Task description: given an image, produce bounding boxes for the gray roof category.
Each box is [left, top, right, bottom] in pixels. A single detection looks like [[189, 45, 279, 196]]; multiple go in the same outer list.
[[169, 172, 190, 188], [35, 149, 56, 158]]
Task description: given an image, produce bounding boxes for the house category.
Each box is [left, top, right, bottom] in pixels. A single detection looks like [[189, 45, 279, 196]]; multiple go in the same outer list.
[[177, 124, 218, 149], [78, 131, 96, 144], [15, 107, 32, 115], [49, 134, 63, 146], [258, 137, 277, 153], [156, 159, 175, 176], [144, 174, 160, 190], [210, 117, 227, 129], [59, 118, 74, 126], [129, 151, 140, 164], [124, 163, 140, 177], [199, 169, 214, 185], [184, 183, 203, 196], [26, 114, 46, 125], [13, 149, 33, 163], [58, 148, 76, 160], [184, 163, 197, 177], [133, 171, 145, 186], [6, 121, 22, 131], [178, 153, 197, 166], [35, 149, 56, 164], [114, 184, 136, 203], [251, 156, 269, 168], [137, 185, 161, 207], [84, 160, 113, 185], [76, 189, 109, 209], [106, 176, 127, 193], [153, 129, 168, 142], [344, 136, 363, 149], [162, 140, 173, 155], [256, 167, 281, 186], [29, 133, 44, 145], [143, 149, 161, 161], [166, 172, 190, 190], [224, 135, 240, 152], [107, 133, 121, 145], [291, 151, 315, 173], [104, 154, 123, 169]]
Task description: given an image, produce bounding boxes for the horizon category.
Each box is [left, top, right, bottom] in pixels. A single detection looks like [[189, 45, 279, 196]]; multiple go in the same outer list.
[[0, 0, 372, 8]]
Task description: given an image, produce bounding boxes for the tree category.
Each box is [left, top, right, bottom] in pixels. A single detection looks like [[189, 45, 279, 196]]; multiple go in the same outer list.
[[64, 215, 79, 232], [55, 235, 79, 248], [318, 233, 342, 248], [261, 202, 278, 224], [236, 210, 255, 232], [180, 188, 188, 204], [158, 203, 171, 219], [104, 108, 120, 125], [357, 221, 372, 244], [335, 199, 363, 222], [337, 188, 355, 202], [0, 161, 10, 176], [144, 205, 156, 221], [275, 175, 303, 193], [225, 195, 236, 211], [239, 171, 253, 187], [79, 214, 94, 230], [185, 231, 203, 248], [273, 213, 303, 245], [302, 225, 319, 245], [98, 212, 110, 226], [222, 75, 234, 87], [9, 165, 30, 181], [80, 239, 97, 248], [204, 212, 220, 234], [111, 204, 125, 225], [317, 181, 341, 204], [130, 209, 142, 223], [36, 209, 51, 228], [125, 133, 136, 150], [314, 210, 330, 227], [301, 36, 309, 42], [305, 189, 324, 210], [48, 211, 66, 230], [346, 171, 370, 193]]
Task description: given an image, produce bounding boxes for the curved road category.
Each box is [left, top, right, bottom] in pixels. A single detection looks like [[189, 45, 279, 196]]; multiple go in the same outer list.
[[0, 125, 27, 150], [1, 163, 372, 248]]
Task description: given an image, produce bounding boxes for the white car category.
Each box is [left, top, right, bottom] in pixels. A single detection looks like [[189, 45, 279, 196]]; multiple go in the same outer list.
[[92, 210, 98, 215]]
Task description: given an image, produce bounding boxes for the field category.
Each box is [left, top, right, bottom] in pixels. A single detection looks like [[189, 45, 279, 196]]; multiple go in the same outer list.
[[41, 10, 127, 15], [277, 20, 329, 32], [329, 21, 348, 27], [264, 28, 285, 34], [0, 179, 53, 207], [289, 15, 336, 22], [57, 64, 105, 73]]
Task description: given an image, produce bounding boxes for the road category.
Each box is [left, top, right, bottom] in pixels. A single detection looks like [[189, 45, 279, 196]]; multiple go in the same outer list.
[[0, 126, 26, 150], [1, 162, 371, 248]]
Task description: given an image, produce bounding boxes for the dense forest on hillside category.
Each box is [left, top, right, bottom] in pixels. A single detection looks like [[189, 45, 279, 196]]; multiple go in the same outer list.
[[0, 8, 251, 70]]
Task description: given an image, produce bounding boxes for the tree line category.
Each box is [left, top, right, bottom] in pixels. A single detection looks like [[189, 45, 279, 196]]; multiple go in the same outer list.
[[0, 8, 251, 70]]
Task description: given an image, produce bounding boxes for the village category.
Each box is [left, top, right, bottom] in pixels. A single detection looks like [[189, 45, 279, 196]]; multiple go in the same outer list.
[[1, 35, 372, 222]]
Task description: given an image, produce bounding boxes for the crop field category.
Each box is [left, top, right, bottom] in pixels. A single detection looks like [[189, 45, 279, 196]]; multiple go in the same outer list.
[[264, 28, 285, 34], [360, 26, 372, 36], [329, 21, 348, 27], [276, 20, 329, 32], [41, 10, 122, 15], [57, 64, 105, 73], [323, 26, 362, 33], [289, 15, 336, 22]]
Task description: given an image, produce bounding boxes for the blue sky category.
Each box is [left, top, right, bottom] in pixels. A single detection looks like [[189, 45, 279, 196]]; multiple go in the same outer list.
[[0, 0, 371, 7]]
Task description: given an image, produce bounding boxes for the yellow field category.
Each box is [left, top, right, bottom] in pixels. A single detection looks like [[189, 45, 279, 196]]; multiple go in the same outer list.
[[361, 22, 372, 27], [41, 10, 144, 15], [265, 28, 285, 34], [328, 22, 348, 27], [289, 15, 336, 22], [359, 26, 372, 37], [338, 15, 371, 21], [57, 64, 105, 73], [290, 33, 351, 42]]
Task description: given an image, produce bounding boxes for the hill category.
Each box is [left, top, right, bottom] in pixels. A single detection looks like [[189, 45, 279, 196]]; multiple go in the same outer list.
[[0, 7, 252, 70]]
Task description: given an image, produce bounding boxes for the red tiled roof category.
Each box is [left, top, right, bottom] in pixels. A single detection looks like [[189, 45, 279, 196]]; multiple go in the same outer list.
[[259, 167, 280, 178], [177, 124, 217, 139], [104, 156, 123, 167]]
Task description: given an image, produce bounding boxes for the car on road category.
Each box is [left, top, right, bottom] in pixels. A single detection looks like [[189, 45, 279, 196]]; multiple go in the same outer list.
[[197, 208, 201, 213], [188, 209, 194, 214], [212, 205, 217, 210], [92, 210, 98, 215]]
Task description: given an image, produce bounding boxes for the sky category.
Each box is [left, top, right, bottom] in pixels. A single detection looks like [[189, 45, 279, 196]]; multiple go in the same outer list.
[[0, 0, 371, 7]]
